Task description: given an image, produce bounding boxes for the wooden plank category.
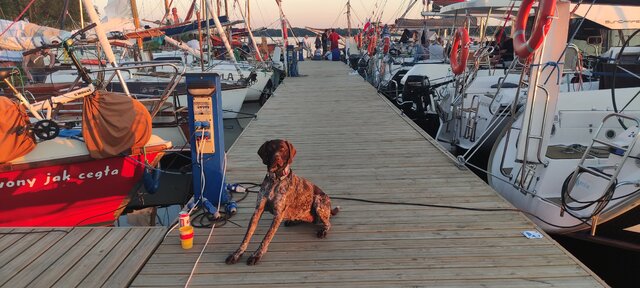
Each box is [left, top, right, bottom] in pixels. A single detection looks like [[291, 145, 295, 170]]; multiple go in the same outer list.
[[0, 229, 69, 285], [50, 228, 130, 287], [100, 228, 166, 288], [0, 229, 48, 269], [77, 228, 149, 287], [2, 228, 90, 288], [28, 228, 110, 287]]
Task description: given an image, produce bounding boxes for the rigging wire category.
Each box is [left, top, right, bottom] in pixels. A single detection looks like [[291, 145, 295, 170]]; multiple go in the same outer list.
[[385, 0, 409, 25]]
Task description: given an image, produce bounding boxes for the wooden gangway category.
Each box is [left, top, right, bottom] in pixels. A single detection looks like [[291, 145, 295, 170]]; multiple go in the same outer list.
[[0, 227, 164, 287], [132, 61, 606, 287]]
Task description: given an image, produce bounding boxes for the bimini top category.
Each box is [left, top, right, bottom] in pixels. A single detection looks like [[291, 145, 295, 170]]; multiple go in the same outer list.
[[438, 0, 526, 16], [571, 3, 640, 30]]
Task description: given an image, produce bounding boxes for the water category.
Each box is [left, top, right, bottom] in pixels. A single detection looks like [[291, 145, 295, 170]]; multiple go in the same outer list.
[[553, 235, 639, 288], [117, 102, 262, 227]]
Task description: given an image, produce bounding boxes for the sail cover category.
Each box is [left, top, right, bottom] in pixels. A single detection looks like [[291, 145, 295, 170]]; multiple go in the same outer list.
[[82, 91, 151, 159], [0, 97, 36, 163], [571, 4, 640, 30], [0, 20, 70, 51]]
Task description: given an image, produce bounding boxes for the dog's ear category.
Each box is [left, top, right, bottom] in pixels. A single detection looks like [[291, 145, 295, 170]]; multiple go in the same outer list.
[[257, 140, 271, 165], [285, 140, 296, 165]]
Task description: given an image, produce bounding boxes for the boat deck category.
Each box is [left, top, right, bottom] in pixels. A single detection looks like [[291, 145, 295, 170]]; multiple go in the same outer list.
[[131, 61, 605, 287], [0, 226, 165, 287]]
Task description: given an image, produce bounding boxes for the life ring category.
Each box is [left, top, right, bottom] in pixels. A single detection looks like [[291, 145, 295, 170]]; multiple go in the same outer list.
[[368, 35, 377, 56], [450, 27, 470, 75], [383, 37, 390, 54], [513, 0, 556, 59]]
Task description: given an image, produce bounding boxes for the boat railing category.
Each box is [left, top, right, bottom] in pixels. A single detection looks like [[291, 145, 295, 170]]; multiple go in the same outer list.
[[98, 61, 186, 118]]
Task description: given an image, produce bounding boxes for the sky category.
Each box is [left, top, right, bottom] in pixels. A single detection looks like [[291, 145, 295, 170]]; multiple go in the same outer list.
[[92, 0, 427, 29]]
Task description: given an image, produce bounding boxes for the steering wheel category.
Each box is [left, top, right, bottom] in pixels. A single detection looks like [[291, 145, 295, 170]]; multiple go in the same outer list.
[[32, 120, 60, 140]]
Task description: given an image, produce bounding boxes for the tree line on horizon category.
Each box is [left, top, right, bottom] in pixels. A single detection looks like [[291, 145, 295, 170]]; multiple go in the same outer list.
[[0, 0, 360, 38], [0, 0, 87, 30]]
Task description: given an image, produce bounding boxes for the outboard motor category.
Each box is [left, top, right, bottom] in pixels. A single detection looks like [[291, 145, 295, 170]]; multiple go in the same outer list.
[[400, 75, 432, 119], [357, 56, 369, 78], [349, 54, 361, 70]]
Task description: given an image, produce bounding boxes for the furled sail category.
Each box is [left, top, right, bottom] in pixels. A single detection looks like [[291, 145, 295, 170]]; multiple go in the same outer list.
[[0, 20, 70, 51]]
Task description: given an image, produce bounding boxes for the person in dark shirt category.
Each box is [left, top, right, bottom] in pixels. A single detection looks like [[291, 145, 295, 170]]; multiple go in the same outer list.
[[490, 28, 514, 67], [321, 30, 329, 57], [315, 35, 321, 51]]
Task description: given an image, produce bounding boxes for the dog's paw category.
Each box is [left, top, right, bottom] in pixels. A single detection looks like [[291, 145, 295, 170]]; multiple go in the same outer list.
[[225, 253, 242, 265], [246, 254, 262, 265], [316, 229, 328, 238]]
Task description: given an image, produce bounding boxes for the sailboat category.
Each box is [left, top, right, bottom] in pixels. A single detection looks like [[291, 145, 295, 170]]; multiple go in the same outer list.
[[482, 0, 640, 249], [0, 1, 175, 227]]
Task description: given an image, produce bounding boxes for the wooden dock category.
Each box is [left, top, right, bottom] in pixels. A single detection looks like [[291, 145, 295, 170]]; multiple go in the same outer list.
[[0, 227, 164, 288], [132, 61, 606, 287]]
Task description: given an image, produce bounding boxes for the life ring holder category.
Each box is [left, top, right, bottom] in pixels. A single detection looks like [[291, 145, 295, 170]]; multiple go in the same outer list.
[[513, 0, 556, 59], [450, 27, 470, 75]]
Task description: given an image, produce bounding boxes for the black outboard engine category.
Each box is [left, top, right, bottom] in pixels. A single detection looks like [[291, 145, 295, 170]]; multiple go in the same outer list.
[[400, 75, 431, 119], [357, 57, 369, 78], [349, 54, 361, 70]]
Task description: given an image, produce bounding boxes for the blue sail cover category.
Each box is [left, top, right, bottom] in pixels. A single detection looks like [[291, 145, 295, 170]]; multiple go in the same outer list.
[[160, 16, 230, 37]]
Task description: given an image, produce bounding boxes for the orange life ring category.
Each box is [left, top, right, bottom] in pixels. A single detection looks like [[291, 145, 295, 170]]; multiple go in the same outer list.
[[368, 35, 377, 56], [383, 37, 390, 54], [450, 27, 470, 75], [513, 0, 556, 59]]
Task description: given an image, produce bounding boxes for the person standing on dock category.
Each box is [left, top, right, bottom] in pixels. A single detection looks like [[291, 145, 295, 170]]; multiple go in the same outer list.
[[314, 34, 322, 54], [321, 30, 329, 58], [329, 29, 341, 61], [303, 35, 313, 58]]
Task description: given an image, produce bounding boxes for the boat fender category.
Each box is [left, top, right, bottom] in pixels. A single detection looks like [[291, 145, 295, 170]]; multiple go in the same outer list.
[[143, 165, 161, 194], [368, 35, 377, 56], [450, 27, 470, 75], [383, 37, 390, 54], [513, 0, 556, 60]]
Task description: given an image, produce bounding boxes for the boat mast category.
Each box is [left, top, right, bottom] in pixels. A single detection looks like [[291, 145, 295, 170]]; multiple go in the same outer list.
[[205, 0, 213, 60], [234, 0, 263, 62], [130, 0, 143, 61], [207, 0, 237, 63], [81, 0, 131, 97], [79, 0, 84, 28], [275, 0, 287, 76], [246, 0, 250, 29], [347, 0, 351, 38], [59, 0, 70, 30]]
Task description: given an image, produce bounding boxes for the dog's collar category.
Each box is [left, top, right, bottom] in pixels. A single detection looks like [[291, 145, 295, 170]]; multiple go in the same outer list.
[[268, 165, 290, 180]]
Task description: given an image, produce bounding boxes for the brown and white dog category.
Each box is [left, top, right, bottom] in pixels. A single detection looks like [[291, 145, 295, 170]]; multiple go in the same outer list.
[[225, 139, 339, 265]]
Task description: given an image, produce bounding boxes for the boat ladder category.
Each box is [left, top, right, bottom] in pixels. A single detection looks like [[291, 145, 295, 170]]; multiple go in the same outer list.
[[461, 95, 480, 142], [562, 113, 640, 236]]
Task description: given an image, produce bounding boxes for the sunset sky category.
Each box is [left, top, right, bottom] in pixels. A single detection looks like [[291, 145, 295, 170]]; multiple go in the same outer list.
[[93, 0, 427, 29]]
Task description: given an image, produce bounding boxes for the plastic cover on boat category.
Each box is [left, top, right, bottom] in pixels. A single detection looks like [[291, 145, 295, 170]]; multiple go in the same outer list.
[[82, 91, 152, 159], [0, 97, 36, 163]]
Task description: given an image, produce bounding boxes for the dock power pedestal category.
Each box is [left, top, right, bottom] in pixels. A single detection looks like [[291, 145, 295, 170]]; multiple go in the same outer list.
[[186, 73, 237, 218]]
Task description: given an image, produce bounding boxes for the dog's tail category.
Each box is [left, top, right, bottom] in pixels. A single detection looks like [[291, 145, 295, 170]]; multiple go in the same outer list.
[[331, 206, 340, 216]]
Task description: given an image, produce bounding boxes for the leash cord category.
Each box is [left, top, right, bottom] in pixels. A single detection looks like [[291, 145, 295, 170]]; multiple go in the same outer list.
[[231, 182, 587, 229]]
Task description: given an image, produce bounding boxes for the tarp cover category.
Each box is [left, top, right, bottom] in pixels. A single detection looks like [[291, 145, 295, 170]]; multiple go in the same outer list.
[[0, 97, 36, 163], [82, 91, 151, 159]]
